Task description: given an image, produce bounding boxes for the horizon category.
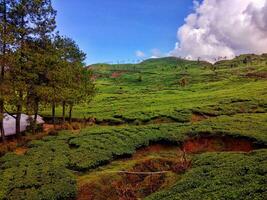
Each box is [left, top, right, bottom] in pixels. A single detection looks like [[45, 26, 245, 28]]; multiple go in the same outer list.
[[89, 52, 267, 66]]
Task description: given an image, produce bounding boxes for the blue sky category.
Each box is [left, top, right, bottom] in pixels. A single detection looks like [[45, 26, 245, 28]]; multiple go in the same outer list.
[[53, 0, 195, 64]]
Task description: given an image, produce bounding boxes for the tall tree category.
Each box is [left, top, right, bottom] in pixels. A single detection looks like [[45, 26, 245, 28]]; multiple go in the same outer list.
[[8, 0, 32, 135], [53, 36, 95, 123], [66, 65, 95, 123], [26, 0, 56, 132], [8, 0, 56, 134], [1, 0, 94, 139], [0, 0, 14, 141]]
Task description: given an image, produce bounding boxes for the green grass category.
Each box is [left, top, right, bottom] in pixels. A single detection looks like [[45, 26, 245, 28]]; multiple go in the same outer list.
[[1, 55, 267, 199]]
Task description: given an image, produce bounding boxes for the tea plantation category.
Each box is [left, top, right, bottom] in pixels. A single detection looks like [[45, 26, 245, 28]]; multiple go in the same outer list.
[[1, 54, 267, 199]]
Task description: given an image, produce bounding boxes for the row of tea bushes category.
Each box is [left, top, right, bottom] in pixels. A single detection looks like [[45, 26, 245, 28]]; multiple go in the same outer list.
[[0, 113, 266, 199]]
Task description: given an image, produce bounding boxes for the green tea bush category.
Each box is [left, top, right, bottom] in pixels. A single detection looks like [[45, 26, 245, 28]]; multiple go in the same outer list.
[[0, 112, 266, 200], [146, 150, 267, 200]]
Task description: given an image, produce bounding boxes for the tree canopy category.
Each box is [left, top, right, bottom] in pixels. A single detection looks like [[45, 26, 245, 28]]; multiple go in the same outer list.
[[0, 0, 95, 139]]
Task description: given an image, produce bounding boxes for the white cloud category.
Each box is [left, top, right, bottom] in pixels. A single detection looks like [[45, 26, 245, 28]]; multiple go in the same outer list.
[[151, 48, 164, 58], [171, 0, 267, 62], [135, 50, 146, 58]]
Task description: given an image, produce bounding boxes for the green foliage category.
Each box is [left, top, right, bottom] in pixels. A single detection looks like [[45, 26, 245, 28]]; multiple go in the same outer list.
[[1, 0, 58, 134], [0, 112, 266, 199], [37, 54, 267, 199], [146, 150, 267, 200], [45, 54, 267, 124], [1, 54, 267, 199], [0, 1, 95, 133]]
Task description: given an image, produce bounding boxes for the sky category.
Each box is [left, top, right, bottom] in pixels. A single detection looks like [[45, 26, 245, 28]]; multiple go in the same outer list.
[[53, 0, 195, 64], [53, 0, 267, 64]]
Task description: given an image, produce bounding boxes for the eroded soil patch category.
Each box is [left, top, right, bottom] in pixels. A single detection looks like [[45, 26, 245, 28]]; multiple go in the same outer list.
[[182, 136, 257, 153], [14, 147, 28, 155], [76, 135, 264, 200], [245, 72, 267, 79], [191, 113, 208, 122], [77, 144, 187, 200], [110, 71, 126, 78], [77, 158, 189, 200]]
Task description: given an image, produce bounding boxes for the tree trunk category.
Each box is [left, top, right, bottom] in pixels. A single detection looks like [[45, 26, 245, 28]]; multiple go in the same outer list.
[[62, 101, 66, 123], [0, 73, 5, 142], [16, 101, 22, 135], [69, 104, 73, 123], [0, 101, 5, 143], [15, 11, 26, 136], [32, 100, 39, 134], [52, 101, 56, 127], [0, 0, 7, 142]]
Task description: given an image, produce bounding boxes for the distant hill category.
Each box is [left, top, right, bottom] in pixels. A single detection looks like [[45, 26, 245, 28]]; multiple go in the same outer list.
[[140, 57, 190, 65], [88, 56, 212, 72], [214, 53, 267, 68], [87, 53, 267, 84], [88, 53, 267, 70]]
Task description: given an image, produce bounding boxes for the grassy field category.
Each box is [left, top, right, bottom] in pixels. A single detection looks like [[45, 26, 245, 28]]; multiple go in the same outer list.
[[1, 54, 267, 199]]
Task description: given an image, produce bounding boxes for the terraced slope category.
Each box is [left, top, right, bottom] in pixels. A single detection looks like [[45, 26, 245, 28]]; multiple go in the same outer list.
[[1, 54, 267, 200], [44, 55, 267, 123]]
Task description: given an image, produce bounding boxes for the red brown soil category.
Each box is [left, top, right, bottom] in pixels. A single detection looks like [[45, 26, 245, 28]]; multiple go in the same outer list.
[[0, 131, 50, 156], [77, 136, 257, 200], [245, 72, 267, 79], [77, 158, 190, 200], [191, 114, 208, 122], [0, 122, 85, 157], [1, 123, 69, 156], [77, 144, 190, 200], [43, 124, 56, 132], [110, 71, 126, 78], [182, 136, 254, 153], [91, 74, 98, 81], [150, 117, 176, 124], [133, 144, 179, 159], [78, 177, 118, 200], [14, 147, 28, 155]]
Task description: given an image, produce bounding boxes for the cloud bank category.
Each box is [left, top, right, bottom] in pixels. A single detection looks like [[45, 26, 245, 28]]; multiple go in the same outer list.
[[135, 50, 146, 58], [151, 48, 164, 58], [171, 0, 267, 62]]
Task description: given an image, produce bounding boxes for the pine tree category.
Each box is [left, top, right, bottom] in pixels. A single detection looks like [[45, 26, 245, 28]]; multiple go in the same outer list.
[[53, 36, 95, 123], [26, 0, 56, 132], [7, 0, 56, 134], [6, 0, 31, 135], [1, 0, 94, 138], [0, 0, 14, 141]]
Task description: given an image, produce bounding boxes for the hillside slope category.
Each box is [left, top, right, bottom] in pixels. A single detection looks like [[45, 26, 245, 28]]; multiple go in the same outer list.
[[82, 54, 267, 124], [1, 54, 267, 200]]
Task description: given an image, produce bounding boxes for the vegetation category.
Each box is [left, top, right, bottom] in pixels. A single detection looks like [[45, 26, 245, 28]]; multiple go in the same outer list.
[[0, 2, 267, 199], [146, 150, 267, 200], [45, 55, 267, 124], [0, 112, 266, 199], [0, 0, 95, 139]]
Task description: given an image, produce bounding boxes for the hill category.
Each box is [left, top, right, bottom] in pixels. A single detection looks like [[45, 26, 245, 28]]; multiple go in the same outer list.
[[1, 54, 267, 200], [80, 54, 267, 124]]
